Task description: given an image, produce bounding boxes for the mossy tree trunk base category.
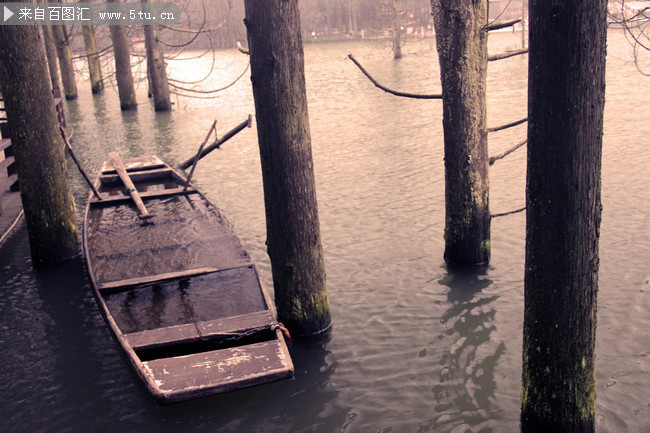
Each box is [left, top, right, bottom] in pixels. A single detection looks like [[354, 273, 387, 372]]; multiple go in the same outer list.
[[521, 0, 607, 431], [0, 25, 80, 265], [432, 0, 490, 266], [244, 0, 331, 337]]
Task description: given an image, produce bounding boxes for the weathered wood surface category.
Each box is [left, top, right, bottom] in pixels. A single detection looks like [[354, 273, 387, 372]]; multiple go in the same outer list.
[[108, 152, 153, 219], [84, 155, 294, 403], [99, 167, 176, 185], [142, 340, 293, 403], [90, 187, 197, 205], [101, 155, 165, 174], [99, 266, 218, 292], [125, 310, 274, 350], [126, 322, 200, 351], [198, 310, 275, 339]]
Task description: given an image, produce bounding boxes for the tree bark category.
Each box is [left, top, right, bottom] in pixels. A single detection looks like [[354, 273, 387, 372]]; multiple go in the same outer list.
[[41, 25, 61, 92], [51, 24, 77, 100], [142, 0, 171, 111], [108, 0, 137, 110], [521, 0, 607, 431], [244, 0, 331, 336], [0, 25, 80, 265], [81, 23, 104, 94], [432, 0, 490, 265]]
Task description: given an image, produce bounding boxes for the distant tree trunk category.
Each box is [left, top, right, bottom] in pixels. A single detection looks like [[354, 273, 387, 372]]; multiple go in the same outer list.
[[392, 0, 402, 59], [142, 0, 171, 111], [41, 25, 61, 92], [432, 0, 490, 265], [108, 0, 137, 110], [81, 23, 104, 94], [0, 25, 80, 265], [51, 25, 77, 100], [521, 0, 607, 431], [244, 0, 332, 336]]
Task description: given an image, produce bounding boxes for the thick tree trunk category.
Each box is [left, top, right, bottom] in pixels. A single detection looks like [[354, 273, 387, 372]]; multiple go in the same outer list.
[[51, 25, 77, 100], [41, 25, 61, 92], [108, 0, 137, 110], [392, 0, 402, 59], [81, 23, 104, 94], [432, 0, 490, 265], [521, 0, 607, 432], [0, 26, 80, 265], [142, 0, 171, 111], [244, 0, 331, 336]]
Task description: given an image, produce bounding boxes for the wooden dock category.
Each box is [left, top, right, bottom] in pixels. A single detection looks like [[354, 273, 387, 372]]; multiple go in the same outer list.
[[0, 89, 66, 247], [0, 120, 23, 248]]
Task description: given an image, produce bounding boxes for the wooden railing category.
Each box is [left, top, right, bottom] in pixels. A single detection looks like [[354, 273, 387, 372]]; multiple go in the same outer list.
[[0, 121, 18, 195]]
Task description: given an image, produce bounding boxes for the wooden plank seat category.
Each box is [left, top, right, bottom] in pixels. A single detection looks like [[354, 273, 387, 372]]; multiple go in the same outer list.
[[98, 266, 219, 292], [125, 310, 275, 351], [99, 167, 176, 186], [90, 186, 197, 204], [101, 155, 166, 174], [141, 339, 292, 402]]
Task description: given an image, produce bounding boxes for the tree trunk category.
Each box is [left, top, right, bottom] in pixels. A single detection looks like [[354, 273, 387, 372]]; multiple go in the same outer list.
[[244, 0, 331, 336], [81, 23, 104, 94], [142, 0, 171, 111], [521, 0, 607, 431], [0, 25, 80, 265], [41, 25, 61, 92], [108, 0, 137, 110], [432, 0, 490, 265], [392, 0, 402, 59], [51, 25, 77, 100]]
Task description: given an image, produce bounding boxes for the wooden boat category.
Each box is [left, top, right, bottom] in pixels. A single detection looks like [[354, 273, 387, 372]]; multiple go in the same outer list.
[[82, 153, 293, 404]]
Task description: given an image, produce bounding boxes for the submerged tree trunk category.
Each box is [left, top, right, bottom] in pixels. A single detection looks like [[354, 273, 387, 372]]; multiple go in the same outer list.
[[51, 25, 77, 100], [432, 0, 490, 265], [41, 25, 61, 92], [0, 25, 80, 264], [81, 23, 104, 94], [392, 0, 402, 59], [244, 0, 331, 336], [521, 0, 607, 431], [108, 0, 137, 110], [142, 0, 171, 111]]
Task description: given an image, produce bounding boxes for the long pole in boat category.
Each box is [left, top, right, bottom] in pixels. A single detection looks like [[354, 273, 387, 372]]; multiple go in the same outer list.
[[108, 152, 154, 220], [184, 119, 216, 191], [60, 126, 103, 201]]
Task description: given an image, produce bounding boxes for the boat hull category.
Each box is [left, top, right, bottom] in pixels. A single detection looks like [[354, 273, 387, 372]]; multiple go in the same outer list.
[[83, 155, 293, 403]]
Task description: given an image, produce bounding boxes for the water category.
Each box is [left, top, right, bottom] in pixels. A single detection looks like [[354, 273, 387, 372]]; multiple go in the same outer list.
[[1, 30, 649, 432]]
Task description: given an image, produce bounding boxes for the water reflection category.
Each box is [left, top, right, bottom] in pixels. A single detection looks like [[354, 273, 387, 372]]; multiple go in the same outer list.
[[424, 267, 506, 432]]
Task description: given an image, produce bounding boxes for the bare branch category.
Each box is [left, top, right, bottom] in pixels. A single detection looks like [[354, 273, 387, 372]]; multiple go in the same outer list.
[[491, 207, 526, 218], [348, 54, 442, 99], [484, 19, 521, 32], [489, 48, 529, 61], [237, 41, 250, 55], [488, 117, 527, 133], [489, 139, 527, 165]]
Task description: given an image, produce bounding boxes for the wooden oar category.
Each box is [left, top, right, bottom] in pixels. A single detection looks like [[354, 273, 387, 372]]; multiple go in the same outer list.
[[184, 119, 216, 191], [60, 126, 103, 201], [108, 152, 154, 221]]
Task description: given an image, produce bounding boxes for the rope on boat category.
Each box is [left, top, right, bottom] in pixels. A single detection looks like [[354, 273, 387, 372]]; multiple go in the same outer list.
[[197, 321, 292, 344]]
